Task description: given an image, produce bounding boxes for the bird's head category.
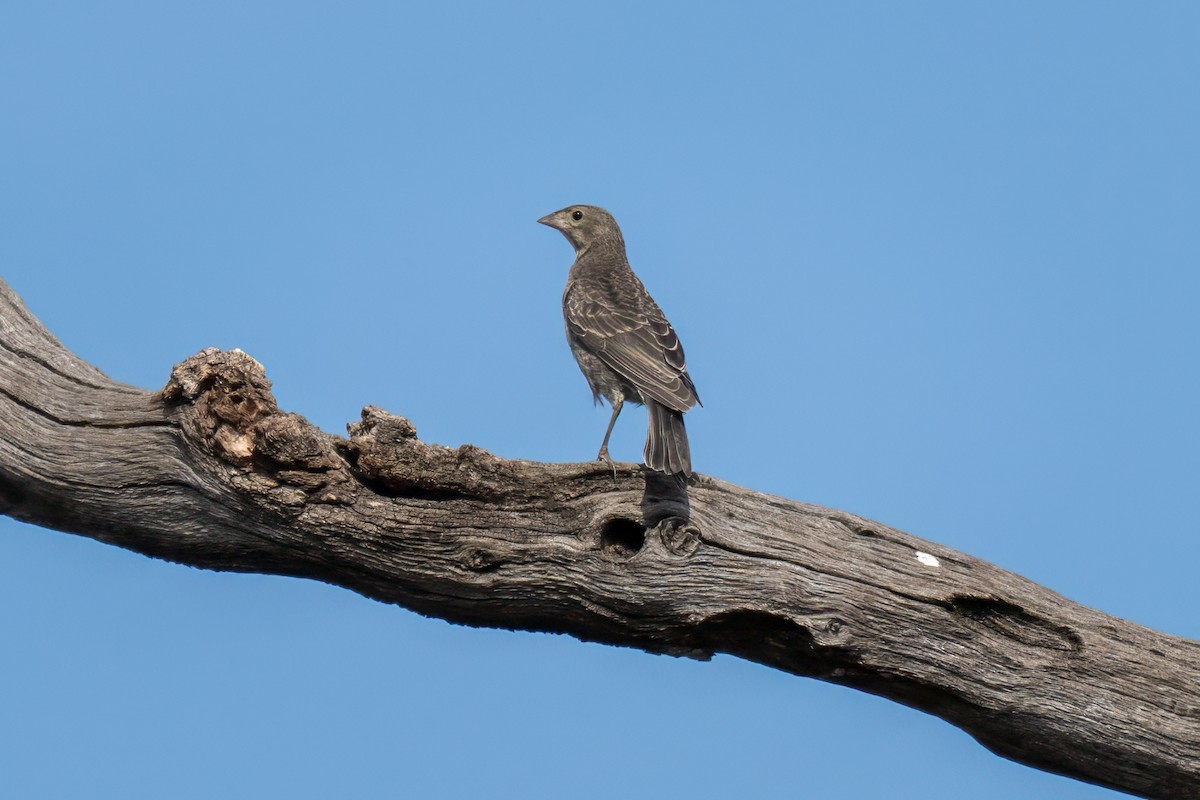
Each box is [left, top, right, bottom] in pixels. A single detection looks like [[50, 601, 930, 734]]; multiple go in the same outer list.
[[537, 205, 624, 253]]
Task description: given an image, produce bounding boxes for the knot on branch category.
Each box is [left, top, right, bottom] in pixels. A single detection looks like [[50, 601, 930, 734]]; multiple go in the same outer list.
[[345, 405, 522, 501], [162, 349, 353, 504], [163, 347, 272, 405], [655, 518, 701, 557], [163, 348, 278, 462]]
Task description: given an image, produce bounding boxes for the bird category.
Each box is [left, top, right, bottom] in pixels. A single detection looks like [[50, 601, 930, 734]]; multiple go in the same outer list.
[[538, 204, 700, 477]]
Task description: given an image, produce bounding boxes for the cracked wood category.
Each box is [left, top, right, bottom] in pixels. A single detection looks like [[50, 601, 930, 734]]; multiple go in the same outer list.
[[0, 277, 1197, 800]]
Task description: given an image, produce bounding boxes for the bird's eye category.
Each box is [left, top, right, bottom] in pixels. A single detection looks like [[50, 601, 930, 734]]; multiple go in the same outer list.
[[571, 210, 583, 221]]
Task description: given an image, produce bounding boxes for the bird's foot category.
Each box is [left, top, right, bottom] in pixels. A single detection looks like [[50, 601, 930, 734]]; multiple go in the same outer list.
[[596, 447, 618, 482]]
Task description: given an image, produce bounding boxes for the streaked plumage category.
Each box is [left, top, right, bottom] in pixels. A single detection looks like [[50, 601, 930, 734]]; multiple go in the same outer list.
[[538, 205, 700, 476]]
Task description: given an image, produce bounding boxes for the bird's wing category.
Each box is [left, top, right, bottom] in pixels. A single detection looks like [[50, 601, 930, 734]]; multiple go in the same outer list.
[[564, 276, 700, 413]]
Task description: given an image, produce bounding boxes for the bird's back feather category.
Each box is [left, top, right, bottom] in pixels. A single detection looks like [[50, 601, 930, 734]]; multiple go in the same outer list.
[[563, 263, 699, 413]]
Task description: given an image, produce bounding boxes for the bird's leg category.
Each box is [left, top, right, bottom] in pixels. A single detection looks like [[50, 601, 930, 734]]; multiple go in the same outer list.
[[597, 399, 622, 477]]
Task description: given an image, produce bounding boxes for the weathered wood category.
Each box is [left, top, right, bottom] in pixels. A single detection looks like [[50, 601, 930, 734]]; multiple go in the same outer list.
[[0, 277, 1196, 799]]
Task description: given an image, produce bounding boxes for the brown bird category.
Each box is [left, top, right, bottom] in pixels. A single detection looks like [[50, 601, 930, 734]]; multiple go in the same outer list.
[[538, 204, 700, 476]]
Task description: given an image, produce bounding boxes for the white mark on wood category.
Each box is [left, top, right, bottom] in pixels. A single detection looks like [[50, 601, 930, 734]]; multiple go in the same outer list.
[[915, 551, 940, 567]]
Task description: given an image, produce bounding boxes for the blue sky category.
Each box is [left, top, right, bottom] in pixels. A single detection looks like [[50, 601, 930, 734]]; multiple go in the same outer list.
[[2, 3, 1197, 798]]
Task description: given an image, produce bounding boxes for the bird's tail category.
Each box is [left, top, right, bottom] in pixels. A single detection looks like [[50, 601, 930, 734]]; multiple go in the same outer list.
[[645, 399, 691, 477]]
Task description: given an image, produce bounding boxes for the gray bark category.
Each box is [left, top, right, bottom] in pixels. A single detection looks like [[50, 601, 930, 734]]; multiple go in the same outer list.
[[0, 277, 1196, 799]]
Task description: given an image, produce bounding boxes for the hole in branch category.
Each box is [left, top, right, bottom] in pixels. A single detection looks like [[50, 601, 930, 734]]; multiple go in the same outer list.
[[600, 518, 646, 556], [463, 548, 499, 573]]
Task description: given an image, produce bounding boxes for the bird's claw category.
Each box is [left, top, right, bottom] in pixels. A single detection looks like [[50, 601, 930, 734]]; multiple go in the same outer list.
[[596, 448, 618, 481]]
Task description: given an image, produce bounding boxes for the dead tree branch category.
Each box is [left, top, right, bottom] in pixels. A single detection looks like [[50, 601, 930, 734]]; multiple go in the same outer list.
[[0, 278, 1196, 799]]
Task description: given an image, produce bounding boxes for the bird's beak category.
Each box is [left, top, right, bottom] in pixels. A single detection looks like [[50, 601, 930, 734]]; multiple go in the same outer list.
[[537, 212, 560, 229]]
